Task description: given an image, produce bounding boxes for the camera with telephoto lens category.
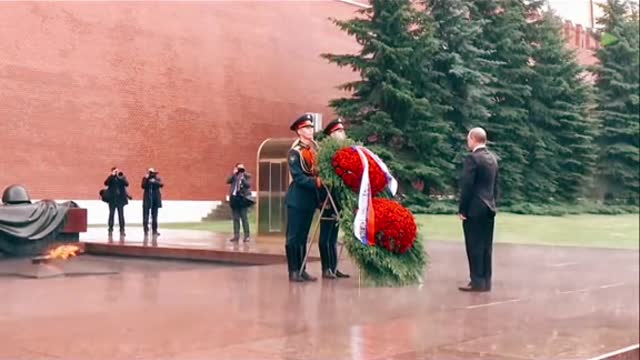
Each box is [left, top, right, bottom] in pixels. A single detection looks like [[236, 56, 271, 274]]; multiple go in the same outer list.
[[117, 171, 124, 178]]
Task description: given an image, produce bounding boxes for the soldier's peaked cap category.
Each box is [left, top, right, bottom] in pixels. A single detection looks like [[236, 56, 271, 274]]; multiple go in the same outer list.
[[290, 113, 314, 131], [323, 118, 345, 135]]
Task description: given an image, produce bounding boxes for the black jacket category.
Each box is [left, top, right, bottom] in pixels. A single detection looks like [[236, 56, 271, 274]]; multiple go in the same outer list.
[[227, 172, 252, 208], [141, 175, 163, 208], [458, 147, 499, 218], [104, 175, 129, 207]]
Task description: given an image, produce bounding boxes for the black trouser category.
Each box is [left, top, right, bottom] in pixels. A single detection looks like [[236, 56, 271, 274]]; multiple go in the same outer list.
[[231, 205, 250, 239], [285, 206, 315, 274], [319, 217, 339, 272], [143, 205, 159, 234], [108, 203, 125, 233], [463, 215, 495, 289]]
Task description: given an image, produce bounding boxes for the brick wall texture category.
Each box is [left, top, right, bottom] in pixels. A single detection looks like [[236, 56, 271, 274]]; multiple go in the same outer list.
[[0, 1, 598, 201], [0, 1, 360, 201]]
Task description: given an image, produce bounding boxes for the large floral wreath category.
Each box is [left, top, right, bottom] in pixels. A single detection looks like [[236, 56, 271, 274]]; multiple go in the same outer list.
[[318, 137, 427, 286]]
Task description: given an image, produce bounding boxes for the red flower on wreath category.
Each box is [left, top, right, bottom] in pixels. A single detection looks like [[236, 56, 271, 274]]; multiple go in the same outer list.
[[371, 198, 417, 254], [331, 147, 388, 196]]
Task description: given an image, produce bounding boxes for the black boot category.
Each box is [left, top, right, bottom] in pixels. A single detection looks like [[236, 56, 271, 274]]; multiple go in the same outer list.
[[319, 220, 332, 271], [301, 270, 318, 281], [299, 245, 316, 281], [285, 245, 294, 274], [323, 269, 337, 279], [289, 272, 305, 282], [329, 236, 349, 279], [319, 240, 330, 275], [286, 245, 305, 282]]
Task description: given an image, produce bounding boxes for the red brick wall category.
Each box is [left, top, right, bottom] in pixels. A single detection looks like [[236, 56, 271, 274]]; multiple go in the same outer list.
[[562, 20, 599, 66], [0, 1, 360, 201]]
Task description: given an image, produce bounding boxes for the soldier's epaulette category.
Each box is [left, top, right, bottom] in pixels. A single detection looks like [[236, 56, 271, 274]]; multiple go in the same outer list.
[[289, 146, 302, 161], [291, 139, 307, 150]]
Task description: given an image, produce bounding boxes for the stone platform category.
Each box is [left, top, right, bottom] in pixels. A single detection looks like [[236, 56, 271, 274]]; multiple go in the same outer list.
[[80, 228, 320, 265]]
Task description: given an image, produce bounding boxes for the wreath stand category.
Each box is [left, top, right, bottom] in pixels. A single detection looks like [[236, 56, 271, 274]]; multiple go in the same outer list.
[[299, 183, 348, 278]]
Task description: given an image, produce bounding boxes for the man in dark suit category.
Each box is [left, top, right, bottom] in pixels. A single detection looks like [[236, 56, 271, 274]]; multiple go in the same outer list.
[[458, 127, 499, 292], [285, 113, 322, 282], [104, 166, 130, 236], [318, 118, 350, 279], [227, 163, 252, 242], [141, 168, 163, 236]]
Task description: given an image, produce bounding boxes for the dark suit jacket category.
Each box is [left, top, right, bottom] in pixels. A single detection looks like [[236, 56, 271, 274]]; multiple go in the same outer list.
[[458, 147, 499, 219], [104, 175, 129, 207], [141, 176, 163, 208]]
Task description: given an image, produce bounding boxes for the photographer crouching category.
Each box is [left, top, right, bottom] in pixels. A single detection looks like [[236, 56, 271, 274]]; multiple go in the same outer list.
[[227, 163, 253, 242], [141, 168, 163, 236], [104, 166, 130, 236]]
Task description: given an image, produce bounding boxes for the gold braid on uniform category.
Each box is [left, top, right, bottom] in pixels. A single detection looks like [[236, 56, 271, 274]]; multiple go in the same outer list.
[[291, 139, 319, 176]]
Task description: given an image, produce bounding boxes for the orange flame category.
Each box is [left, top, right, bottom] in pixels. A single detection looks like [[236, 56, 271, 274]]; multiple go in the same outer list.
[[47, 245, 81, 260]]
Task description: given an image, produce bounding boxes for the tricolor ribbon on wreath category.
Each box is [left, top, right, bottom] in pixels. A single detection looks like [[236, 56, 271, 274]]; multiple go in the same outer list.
[[352, 146, 398, 246]]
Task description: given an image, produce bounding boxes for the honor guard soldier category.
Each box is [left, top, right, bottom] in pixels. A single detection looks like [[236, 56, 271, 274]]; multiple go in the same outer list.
[[285, 113, 322, 282], [319, 118, 350, 279]]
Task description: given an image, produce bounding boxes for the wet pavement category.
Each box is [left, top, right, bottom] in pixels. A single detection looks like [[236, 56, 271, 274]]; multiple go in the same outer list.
[[0, 240, 637, 359]]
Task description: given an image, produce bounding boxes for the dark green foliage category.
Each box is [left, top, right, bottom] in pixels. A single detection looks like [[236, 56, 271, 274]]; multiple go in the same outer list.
[[322, 0, 639, 212], [593, 0, 640, 205], [424, 0, 495, 190], [524, 8, 597, 203], [469, 0, 535, 204], [322, 0, 453, 204]]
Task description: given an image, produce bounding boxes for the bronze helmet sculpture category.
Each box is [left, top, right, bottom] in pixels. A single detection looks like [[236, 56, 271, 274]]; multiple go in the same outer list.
[[2, 185, 32, 205]]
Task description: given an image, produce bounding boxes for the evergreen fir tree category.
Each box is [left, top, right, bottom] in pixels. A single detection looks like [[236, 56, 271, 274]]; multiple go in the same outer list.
[[423, 0, 495, 192], [593, 0, 639, 204], [524, 9, 597, 202], [322, 0, 454, 201], [470, 0, 535, 204]]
